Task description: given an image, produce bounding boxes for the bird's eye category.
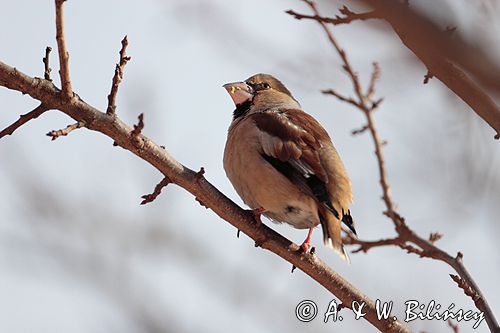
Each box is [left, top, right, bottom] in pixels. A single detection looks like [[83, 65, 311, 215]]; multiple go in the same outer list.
[[252, 82, 271, 91]]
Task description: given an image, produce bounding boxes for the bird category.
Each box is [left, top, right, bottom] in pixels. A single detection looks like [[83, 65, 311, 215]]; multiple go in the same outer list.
[[222, 73, 355, 261]]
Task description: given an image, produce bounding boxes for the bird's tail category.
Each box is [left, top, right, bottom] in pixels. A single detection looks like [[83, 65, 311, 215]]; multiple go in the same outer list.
[[320, 208, 350, 263]]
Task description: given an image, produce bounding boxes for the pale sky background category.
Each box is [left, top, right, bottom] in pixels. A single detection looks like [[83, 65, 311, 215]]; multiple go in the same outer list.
[[0, 1, 499, 332]]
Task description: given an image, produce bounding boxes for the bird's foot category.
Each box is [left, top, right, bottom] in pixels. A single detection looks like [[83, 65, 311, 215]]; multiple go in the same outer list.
[[299, 227, 314, 253], [300, 242, 310, 253], [249, 207, 266, 226]]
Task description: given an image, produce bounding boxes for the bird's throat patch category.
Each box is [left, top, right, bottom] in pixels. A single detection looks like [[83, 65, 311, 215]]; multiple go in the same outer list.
[[233, 100, 252, 120]]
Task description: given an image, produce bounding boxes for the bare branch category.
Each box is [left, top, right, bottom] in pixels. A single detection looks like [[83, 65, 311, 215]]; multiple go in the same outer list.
[[0, 104, 50, 139], [343, 234, 402, 253], [130, 113, 145, 149], [43, 46, 52, 81], [1, 0, 495, 330], [351, 124, 369, 136], [359, 0, 500, 139], [0, 60, 412, 333], [290, 0, 500, 139], [366, 62, 381, 99], [450, 274, 482, 307], [321, 89, 359, 107], [366, 111, 394, 212], [195, 167, 205, 179], [301, 3, 365, 104], [286, 4, 379, 26], [131, 113, 144, 138], [428, 232, 443, 244], [290, 1, 499, 331], [140, 177, 170, 205], [55, 0, 72, 99], [107, 35, 131, 116], [46, 121, 84, 140]]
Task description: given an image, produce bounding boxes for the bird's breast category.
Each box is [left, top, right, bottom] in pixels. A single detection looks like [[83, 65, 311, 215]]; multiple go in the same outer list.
[[223, 118, 320, 229]]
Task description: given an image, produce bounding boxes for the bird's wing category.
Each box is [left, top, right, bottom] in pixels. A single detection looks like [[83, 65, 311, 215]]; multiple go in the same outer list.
[[250, 109, 338, 212], [250, 109, 356, 237]]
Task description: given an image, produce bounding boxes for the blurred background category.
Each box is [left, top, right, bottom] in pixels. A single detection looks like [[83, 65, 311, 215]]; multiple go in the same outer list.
[[1, 0, 499, 332]]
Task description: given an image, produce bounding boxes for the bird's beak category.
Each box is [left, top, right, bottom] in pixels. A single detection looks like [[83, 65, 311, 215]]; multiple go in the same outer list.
[[223, 81, 254, 106]]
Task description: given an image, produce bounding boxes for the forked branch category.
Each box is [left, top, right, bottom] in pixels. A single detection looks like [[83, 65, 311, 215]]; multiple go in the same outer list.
[[288, 1, 499, 332], [0, 1, 412, 331]]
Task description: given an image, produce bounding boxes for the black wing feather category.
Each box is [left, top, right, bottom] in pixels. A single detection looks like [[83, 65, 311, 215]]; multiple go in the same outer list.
[[262, 154, 341, 220]]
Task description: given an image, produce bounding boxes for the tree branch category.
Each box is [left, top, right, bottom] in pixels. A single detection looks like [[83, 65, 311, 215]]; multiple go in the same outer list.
[[0, 104, 50, 139], [46, 121, 84, 140], [55, 0, 72, 99], [364, 0, 500, 139], [43, 46, 52, 81], [287, 1, 500, 139], [290, 1, 499, 332], [107, 35, 131, 116], [140, 177, 171, 205], [0, 59, 411, 333], [286, 5, 380, 26]]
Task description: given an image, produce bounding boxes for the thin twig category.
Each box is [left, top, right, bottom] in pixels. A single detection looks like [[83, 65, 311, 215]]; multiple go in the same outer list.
[[423, 71, 433, 84], [131, 113, 145, 147], [0, 104, 50, 139], [55, 0, 72, 98], [321, 89, 359, 107], [302, 2, 364, 104], [107, 35, 131, 115], [351, 124, 369, 136], [286, 5, 379, 26], [46, 121, 84, 140], [343, 234, 402, 253], [428, 232, 443, 244], [140, 177, 170, 205], [131, 113, 144, 137], [365, 110, 394, 212], [450, 274, 481, 307], [366, 62, 380, 99], [43, 47, 52, 81]]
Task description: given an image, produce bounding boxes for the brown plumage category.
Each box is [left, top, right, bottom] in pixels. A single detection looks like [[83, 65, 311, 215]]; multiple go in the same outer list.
[[223, 73, 355, 261]]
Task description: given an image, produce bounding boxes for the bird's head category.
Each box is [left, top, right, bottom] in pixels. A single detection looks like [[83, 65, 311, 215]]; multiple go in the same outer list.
[[223, 74, 299, 119]]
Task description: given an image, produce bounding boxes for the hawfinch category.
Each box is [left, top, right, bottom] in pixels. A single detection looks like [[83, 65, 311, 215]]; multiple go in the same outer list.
[[223, 74, 355, 261]]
